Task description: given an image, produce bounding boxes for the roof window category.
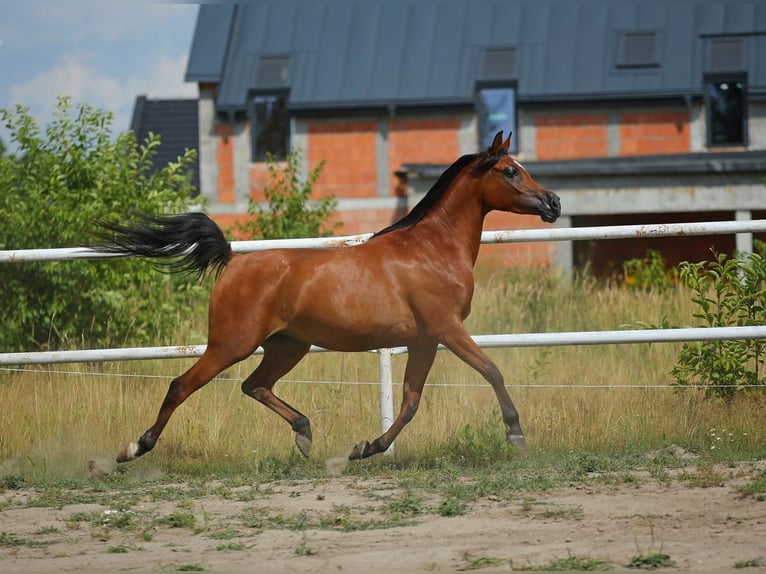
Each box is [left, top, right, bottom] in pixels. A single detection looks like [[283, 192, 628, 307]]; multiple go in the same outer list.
[[481, 48, 517, 81], [256, 56, 290, 87], [706, 38, 745, 72], [617, 32, 658, 68]]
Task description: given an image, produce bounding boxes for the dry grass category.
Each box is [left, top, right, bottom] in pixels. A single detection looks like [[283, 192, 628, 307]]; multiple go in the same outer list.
[[1, 268, 764, 480]]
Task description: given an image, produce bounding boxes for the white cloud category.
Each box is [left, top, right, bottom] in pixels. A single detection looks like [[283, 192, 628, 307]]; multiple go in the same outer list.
[[7, 52, 197, 133]]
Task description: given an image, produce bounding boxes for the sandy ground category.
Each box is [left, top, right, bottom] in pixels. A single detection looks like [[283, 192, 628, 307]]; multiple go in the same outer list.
[[0, 460, 764, 573]]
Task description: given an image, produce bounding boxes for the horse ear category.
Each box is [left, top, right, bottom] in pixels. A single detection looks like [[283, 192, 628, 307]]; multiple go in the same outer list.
[[490, 131, 504, 152], [503, 132, 513, 150]]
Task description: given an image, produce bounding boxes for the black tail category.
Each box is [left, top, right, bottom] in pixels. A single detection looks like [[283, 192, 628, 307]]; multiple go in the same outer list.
[[94, 212, 233, 278]]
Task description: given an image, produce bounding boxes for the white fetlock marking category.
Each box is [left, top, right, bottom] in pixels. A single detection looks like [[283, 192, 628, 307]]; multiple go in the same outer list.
[[125, 442, 140, 460]]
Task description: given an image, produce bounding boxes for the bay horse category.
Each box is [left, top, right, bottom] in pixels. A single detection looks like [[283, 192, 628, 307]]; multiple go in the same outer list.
[[98, 131, 560, 463]]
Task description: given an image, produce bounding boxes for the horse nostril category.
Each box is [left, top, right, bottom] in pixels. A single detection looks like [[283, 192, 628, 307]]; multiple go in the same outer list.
[[549, 194, 561, 216]]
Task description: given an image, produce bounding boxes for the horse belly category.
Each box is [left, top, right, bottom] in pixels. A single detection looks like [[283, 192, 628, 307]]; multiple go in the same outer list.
[[286, 277, 419, 352]]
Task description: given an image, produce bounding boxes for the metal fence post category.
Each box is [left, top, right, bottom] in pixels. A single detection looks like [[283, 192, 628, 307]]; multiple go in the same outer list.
[[377, 347, 395, 455]]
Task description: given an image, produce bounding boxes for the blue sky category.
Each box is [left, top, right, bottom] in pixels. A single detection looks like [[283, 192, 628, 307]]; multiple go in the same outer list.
[[0, 2, 199, 147]]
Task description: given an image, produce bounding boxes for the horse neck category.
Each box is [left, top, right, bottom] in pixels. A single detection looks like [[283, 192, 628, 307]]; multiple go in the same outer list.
[[419, 173, 486, 266]]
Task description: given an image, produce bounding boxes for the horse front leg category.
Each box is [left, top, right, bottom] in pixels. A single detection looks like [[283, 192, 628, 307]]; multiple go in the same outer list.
[[349, 342, 437, 460], [439, 325, 527, 450]]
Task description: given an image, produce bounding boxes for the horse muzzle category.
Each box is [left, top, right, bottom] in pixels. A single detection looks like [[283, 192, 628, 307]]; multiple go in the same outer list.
[[538, 191, 561, 223]]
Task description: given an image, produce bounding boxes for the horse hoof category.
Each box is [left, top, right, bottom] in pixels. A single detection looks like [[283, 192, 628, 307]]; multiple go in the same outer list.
[[508, 434, 528, 450], [348, 440, 370, 460], [295, 434, 312, 458], [116, 442, 140, 463]]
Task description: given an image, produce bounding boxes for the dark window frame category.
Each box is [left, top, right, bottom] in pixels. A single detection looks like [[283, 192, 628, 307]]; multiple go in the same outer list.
[[704, 73, 748, 148], [248, 88, 290, 162], [475, 80, 518, 153]]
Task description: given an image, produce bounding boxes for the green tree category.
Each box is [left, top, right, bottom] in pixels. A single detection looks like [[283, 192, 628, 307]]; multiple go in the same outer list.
[[0, 96, 199, 351], [235, 147, 338, 240]]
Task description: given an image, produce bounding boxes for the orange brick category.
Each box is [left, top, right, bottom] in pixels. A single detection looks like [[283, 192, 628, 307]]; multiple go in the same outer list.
[[619, 110, 690, 156], [534, 113, 608, 160]]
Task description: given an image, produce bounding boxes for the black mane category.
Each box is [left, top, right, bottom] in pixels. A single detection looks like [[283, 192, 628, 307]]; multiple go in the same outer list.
[[373, 148, 504, 237]]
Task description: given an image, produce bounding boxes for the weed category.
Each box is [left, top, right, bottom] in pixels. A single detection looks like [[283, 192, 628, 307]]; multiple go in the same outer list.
[[157, 512, 196, 529], [386, 491, 424, 518], [513, 552, 611, 571], [536, 505, 584, 521], [0, 474, 26, 490], [627, 552, 674, 570], [734, 558, 762, 569], [437, 496, 468, 517], [294, 532, 316, 556], [208, 528, 240, 540], [736, 470, 766, 500], [459, 552, 508, 570], [177, 564, 205, 571], [214, 542, 246, 551], [0, 532, 24, 547], [681, 462, 726, 488]]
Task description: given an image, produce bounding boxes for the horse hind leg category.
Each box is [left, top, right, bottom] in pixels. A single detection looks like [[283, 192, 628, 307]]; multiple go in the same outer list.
[[117, 344, 247, 463], [240, 334, 313, 457]]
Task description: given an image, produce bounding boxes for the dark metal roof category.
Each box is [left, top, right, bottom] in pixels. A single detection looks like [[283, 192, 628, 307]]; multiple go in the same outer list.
[[186, 0, 766, 113], [185, 5, 235, 83], [130, 96, 200, 192]]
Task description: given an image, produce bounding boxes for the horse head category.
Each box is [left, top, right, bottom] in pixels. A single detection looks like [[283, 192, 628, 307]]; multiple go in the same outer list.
[[477, 132, 561, 223]]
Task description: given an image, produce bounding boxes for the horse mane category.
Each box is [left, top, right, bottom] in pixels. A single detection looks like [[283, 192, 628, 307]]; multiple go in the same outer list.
[[373, 148, 504, 237]]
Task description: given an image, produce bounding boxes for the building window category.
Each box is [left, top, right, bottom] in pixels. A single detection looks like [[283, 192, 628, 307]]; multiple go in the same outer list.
[[704, 76, 747, 147], [476, 85, 517, 152], [250, 92, 289, 161], [617, 31, 659, 68]]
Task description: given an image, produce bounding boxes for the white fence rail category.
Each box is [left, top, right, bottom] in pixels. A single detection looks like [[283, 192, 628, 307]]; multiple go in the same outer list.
[[2, 219, 766, 450], [2, 219, 766, 263]]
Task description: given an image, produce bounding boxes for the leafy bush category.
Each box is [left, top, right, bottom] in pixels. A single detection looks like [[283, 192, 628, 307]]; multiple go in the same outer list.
[[234, 147, 338, 239], [672, 245, 766, 401], [0, 97, 200, 351], [623, 249, 678, 290]]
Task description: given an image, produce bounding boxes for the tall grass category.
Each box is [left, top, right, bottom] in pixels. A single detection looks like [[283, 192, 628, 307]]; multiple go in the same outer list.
[[1, 267, 763, 481]]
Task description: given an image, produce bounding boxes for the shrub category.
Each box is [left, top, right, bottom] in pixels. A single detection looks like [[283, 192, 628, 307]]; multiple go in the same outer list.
[[0, 97, 200, 351], [623, 249, 677, 290], [234, 147, 338, 240], [672, 245, 766, 401]]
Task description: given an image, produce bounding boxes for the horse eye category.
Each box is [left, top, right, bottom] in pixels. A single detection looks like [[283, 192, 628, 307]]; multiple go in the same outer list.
[[503, 166, 519, 179]]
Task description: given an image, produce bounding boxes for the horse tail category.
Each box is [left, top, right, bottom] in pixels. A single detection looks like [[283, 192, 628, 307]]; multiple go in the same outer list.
[[95, 212, 233, 279]]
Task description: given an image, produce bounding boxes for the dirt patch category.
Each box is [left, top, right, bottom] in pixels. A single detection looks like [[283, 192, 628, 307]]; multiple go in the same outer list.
[[0, 462, 764, 573]]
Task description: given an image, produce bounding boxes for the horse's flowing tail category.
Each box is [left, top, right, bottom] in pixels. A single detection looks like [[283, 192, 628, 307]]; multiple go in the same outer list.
[[94, 212, 233, 278]]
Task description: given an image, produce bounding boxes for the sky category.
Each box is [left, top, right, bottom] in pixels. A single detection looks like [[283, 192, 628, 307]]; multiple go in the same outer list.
[[0, 2, 199, 148]]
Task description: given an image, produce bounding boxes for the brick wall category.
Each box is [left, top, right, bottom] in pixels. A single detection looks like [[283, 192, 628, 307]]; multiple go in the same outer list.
[[619, 110, 690, 155], [535, 113, 609, 160], [388, 118, 461, 194], [307, 121, 378, 199]]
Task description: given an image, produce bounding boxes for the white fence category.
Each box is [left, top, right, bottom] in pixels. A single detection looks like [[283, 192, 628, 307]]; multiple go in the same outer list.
[[3, 219, 766, 446]]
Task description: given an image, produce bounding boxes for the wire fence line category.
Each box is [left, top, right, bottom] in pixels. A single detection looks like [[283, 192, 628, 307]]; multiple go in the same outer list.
[[4, 366, 765, 390]]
